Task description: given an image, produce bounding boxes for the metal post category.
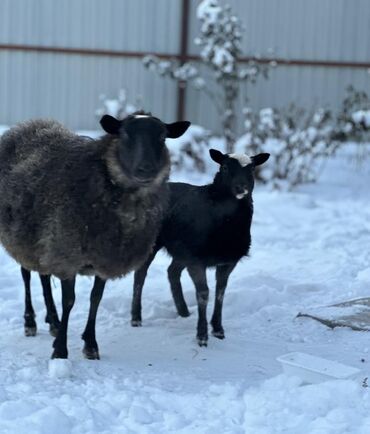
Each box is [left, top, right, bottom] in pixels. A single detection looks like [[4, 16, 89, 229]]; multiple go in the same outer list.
[[177, 0, 190, 121]]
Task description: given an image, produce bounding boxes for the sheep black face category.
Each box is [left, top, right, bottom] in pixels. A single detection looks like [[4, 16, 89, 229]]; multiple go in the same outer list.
[[100, 113, 190, 185], [210, 149, 270, 199]]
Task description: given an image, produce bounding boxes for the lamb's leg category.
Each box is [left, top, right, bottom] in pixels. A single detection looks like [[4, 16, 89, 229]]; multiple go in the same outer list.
[[187, 265, 209, 347], [51, 277, 75, 359], [168, 260, 190, 317], [22, 267, 37, 336], [39, 274, 60, 337], [81, 276, 106, 360], [211, 262, 237, 339], [131, 248, 159, 327]]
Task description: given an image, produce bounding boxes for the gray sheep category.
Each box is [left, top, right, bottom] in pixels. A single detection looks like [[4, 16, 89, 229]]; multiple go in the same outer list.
[[0, 112, 190, 359]]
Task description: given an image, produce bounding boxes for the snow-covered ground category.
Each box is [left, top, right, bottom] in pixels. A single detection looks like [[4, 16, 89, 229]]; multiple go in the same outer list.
[[0, 127, 369, 433]]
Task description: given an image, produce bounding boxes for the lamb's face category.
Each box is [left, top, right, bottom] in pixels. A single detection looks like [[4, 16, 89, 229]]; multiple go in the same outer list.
[[209, 149, 270, 199], [100, 113, 190, 186]]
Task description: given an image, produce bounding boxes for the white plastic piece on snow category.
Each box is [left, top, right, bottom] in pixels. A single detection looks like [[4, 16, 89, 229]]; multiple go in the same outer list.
[[48, 359, 73, 379], [277, 352, 361, 384]]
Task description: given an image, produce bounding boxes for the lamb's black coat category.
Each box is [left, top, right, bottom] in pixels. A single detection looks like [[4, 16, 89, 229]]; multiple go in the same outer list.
[[131, 149, 270, 346], [0, 113, 190, 358], [158, 182, 253, 266]]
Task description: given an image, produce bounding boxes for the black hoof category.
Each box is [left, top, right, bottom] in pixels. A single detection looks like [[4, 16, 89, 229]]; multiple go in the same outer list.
[[24, 326, 37, 337], [49, 323, 60, 338], [212, 329, 225, 339], [83, 345, 100, 360], [51, 349, 68, 359], [197, 337, 208, 347], [131, 319, 142, 327], [178, 308, 191, 318]]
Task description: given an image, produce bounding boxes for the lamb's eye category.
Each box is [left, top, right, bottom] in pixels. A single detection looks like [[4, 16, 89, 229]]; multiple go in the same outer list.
[[221, 165, 228, 173]]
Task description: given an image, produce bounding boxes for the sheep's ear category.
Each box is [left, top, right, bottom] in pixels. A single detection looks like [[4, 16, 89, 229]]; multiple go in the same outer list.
[[100, 115, 121, 135], [251, 153, 270, 166], [209, 149, 226, 165], [165, 121, 191, 138]]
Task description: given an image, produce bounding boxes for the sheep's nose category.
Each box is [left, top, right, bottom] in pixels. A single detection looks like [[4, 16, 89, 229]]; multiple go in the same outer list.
[[235, 185, 247, 194], [138, 162, 154, 172], [136, 163, 156, 179]]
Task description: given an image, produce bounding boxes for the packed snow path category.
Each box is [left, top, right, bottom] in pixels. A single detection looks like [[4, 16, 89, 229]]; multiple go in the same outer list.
[[0, 143, 369, 433]]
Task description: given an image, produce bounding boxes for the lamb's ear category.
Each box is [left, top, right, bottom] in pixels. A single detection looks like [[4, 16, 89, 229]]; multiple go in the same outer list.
[[209, 149, 226, 165], [100, 115, 121, 135], [165, 121, 191, 138], [251, 153, 270, 166]]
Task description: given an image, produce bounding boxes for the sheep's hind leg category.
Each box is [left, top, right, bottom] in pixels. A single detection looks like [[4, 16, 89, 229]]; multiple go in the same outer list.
[[211, 262, 237, 340], [81, 276, 106, 360], [131, 248, 159, 326], [187, 265, 209, 347], [22, 267, 37, 336], [168, 260, 190, 317], [51, 277, 75, 359], [39, 274, 60, 337]]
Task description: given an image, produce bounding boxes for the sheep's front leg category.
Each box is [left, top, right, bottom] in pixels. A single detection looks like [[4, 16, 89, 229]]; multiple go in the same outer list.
[[39, 274, 60, 337], [131, 248, 159, 327], [22, 267, 37, 336], [187, 265, 209, 347], [168, 260, 190, 317], [211, 262, 237, 339], [51, 277, 75, 359], [81, 276, 106, 360]]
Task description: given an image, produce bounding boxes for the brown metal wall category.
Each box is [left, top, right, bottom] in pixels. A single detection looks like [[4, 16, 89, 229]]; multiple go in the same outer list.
[[0, 0, 369, 132]]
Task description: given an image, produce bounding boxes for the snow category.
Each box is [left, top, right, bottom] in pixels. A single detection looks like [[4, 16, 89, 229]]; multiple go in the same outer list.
[[48, 359, 73, 379], [357, 268, 370, 282], [0, 123, 370, 432], [212, 46, 234, 73], [197, 0, 222, 23], [196, 0, 239, 75], [173, 63, 199, 80], [0, 125, 8, 136], [352, 110, 370, 128], [259, 108, 275, 129]]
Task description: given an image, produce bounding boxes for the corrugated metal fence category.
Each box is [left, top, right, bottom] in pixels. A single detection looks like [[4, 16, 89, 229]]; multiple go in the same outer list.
[[0, 0, 369, 132]]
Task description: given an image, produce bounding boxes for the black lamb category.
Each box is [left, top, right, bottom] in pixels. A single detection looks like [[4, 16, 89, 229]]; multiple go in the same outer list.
[[0, 112, 190, 359], [130, 149, 270, 346]]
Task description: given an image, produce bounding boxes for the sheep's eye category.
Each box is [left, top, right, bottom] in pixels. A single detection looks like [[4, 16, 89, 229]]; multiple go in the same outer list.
[[221, 165, 228, 173]]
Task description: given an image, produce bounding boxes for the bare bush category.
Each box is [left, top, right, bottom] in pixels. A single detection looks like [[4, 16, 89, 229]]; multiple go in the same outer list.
[[143, 0, 273, 153], [237, 105, 336, 188]]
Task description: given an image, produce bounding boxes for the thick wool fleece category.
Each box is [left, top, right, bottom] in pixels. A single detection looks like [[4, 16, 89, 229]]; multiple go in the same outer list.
[[0, 119, 169, 279]]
